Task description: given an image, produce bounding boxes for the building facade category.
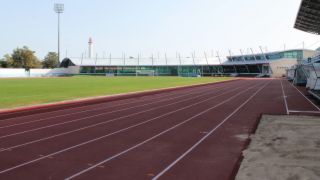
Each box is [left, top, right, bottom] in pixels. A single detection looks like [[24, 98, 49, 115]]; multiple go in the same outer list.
[[62, 49, 314, 78], [223, 49, 315, 77]]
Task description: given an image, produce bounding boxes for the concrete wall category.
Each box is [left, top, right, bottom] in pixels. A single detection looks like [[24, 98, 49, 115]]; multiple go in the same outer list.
[[269, 58, 298, 78], [303, 50, 316, 59], [0, 69, 27, 78], [29, 69, 52, 77], [0, 66, 80, 78]]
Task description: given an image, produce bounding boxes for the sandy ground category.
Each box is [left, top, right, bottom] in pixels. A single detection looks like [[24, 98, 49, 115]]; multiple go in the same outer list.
[[236, 115, 320, 180]]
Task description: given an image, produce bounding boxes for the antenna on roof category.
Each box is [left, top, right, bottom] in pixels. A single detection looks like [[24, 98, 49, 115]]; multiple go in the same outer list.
[[109, 53, 112, 65], [216, 51, 222, 64], [165, 53, 168, 66], [204, 52, 209, 65], [228, 50, 233, 62], [239, 49, 246, 61], [250, 48, 257, 61], [216, 51, 223, 74], [122, 52, 126, 65], [191, 51, 196, 66], [259, 46, 267, 60], [81, 53, 84, 65], [151, 54, 154, 66]]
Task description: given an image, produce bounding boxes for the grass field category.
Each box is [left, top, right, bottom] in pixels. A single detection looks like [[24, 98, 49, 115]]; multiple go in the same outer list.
[[0, 76, 233, 109]]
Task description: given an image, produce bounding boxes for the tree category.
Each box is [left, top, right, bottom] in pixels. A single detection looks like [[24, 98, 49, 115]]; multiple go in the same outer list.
[[3, 54, 13, 68], [42, 52, 59, 69], [5, 46, 41, 70], [0, 58, 8, 68]]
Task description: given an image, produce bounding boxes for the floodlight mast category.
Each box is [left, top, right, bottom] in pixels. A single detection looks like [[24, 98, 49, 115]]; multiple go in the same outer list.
[[54, 3, 64, 64]]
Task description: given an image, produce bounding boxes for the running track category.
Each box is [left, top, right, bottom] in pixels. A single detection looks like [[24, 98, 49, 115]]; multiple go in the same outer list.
[[0, 78, 319, 180]]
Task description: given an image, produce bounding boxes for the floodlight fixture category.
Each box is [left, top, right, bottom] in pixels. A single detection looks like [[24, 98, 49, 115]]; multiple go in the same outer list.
[[54, 3, 64, 63], [54, 3, 64, 13]]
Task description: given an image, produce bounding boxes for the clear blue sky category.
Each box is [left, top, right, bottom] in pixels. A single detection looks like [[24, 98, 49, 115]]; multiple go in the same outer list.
[[1, 0, 319, 59]]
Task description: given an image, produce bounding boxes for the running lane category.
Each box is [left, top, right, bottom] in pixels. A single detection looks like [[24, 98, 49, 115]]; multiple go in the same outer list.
[[281, 79, 320, 112], [0, 79, 250, 179], [63, 80, 268, 180], [153, 79, 285, 180], [1, 79, 314, 180]]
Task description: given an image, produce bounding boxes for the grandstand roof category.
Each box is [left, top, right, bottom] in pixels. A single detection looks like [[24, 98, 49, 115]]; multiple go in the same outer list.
[[227, 49, 313, 58], [69, 56, 223, 66], [294, 0, 320, 35], [66, 49, 313, 67]]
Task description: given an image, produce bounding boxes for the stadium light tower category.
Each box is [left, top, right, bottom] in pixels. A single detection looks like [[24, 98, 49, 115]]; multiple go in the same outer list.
[[54, 3, 64, 63]]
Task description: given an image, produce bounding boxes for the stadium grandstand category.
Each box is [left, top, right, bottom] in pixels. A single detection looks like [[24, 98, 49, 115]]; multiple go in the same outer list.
[[62, 48, 315, 78], [224, 49, 314, 77], [292, 0, 320, 90]]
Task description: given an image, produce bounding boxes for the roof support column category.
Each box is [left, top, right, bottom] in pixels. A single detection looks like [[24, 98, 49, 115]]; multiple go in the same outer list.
[[240, 49, 250, 73]]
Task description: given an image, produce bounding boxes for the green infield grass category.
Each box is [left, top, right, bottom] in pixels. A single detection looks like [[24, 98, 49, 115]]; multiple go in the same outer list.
[[0, 76, 234, 109]]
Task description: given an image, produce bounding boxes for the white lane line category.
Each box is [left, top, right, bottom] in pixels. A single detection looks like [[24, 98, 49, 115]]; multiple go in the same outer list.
[[0, 84, 224, 139], [64, 82, 263, 180], [280, 79, 289, 115], [0, 93, 174, 128], [288, 81, 320, 111], [0, 82, 246, 152], [152, 81, 269, 180], [0, 82, 257, 175], [0, 84, 214, 128], [288, 110, 320, 114]]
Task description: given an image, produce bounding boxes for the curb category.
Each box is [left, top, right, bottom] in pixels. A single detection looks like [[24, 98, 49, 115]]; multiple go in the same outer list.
[[0, 79, 238, 120], [308, 90, 320, 101]]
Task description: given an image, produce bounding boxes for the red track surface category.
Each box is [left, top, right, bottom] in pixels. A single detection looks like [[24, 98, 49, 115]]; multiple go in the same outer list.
[[0, 79, 318, 180]]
